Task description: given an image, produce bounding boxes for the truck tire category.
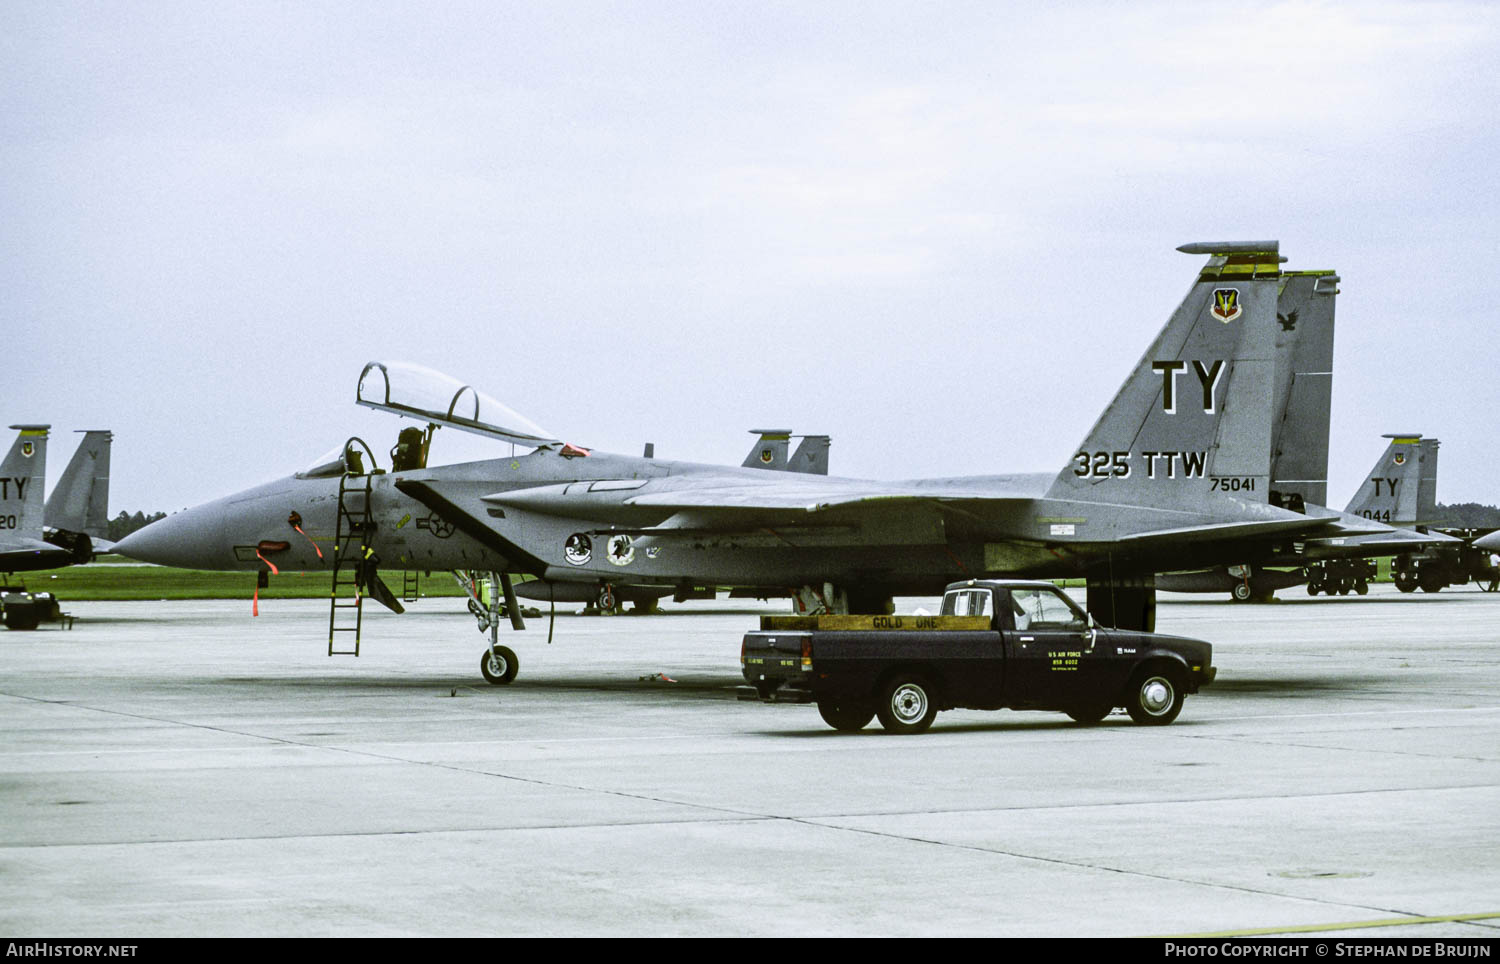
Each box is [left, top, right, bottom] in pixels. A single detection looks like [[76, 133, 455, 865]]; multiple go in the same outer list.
[[875, 674, 938, 734], [1125, 667, 1183, 726], [817, 700, 874, 732], [480, 645, 519, 685]]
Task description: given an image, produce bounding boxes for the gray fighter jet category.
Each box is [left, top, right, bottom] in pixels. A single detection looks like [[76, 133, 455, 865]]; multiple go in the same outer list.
[[739, 430, 830, 476], [43, 430, 113, 560], [0, 426, 71, 572], [1, 426, 77, 629], [116, 241, 1398, 679]]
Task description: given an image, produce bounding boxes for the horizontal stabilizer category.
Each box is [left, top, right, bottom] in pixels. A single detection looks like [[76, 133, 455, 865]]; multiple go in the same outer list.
[[1117, 515, 1336, 550]]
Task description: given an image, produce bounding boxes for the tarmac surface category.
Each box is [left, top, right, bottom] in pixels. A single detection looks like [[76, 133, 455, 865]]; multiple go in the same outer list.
[[2, 584, 1498, 937]]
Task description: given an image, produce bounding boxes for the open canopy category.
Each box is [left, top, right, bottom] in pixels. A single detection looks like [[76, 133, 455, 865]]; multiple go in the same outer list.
[[356, 361, 560, 447]]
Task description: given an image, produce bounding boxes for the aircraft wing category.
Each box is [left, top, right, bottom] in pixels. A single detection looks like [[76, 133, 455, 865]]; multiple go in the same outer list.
[[489, 477, 1010, 516]]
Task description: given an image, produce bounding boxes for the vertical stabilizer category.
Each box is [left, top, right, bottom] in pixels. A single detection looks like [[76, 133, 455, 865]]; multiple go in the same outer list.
[[1268, 272, 1338, 509], [1, 426, 50, 540], [45, 430, 112, 537], [788, 435, 830, 475], [1344, 434, 1429, 526], [1416, 437, 1440, 526], [1046, 242, 1283, 509], [742, 430, 791, 471]]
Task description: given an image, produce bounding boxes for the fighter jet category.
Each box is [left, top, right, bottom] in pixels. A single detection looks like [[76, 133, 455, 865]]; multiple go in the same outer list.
[[740, 430, 831, 476], [44, 430, 113, 560], [0, 426, 71, 572], [116, 241, 1396, 680], [1, 426, 76, 629]]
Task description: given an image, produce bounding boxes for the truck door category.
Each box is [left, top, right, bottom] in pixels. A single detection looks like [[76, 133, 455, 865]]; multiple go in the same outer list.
[[1002, 587, 1100, 708], [940, 588, 1006, 707]]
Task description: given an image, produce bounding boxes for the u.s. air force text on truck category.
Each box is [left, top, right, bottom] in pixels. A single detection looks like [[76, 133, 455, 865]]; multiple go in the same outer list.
[[739, 579, 1216, 734]]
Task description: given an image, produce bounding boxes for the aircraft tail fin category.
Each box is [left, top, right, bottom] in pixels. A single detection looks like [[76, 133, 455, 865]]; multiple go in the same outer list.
[[1343, 434, 1433, 526], [742, 430, 791, 470], [1046, 242, 1284, 509], [1268, 271, 1338, 511], [788, 435, 830, 475], [44, 430, 112, 537], [1, 425, 50, 540]]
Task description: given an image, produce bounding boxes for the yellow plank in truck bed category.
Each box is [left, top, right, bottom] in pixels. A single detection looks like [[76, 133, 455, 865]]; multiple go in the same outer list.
[[759, 614, 992, 632]]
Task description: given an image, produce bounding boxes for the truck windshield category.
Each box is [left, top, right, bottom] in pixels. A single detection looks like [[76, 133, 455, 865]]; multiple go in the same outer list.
[[1010, 587, 1086, 630]]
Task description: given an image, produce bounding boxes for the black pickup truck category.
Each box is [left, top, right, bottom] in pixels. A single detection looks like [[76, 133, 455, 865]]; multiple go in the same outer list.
[[740, 579, 1215, 734]]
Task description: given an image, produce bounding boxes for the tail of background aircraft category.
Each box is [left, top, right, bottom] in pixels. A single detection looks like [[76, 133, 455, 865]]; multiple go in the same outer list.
[[1045, 241, 1282, 509], [1, 425, 50, 542], [1268, 271, 1339, 510], [1344, 434, 1437, 526], [742, 430, 791, 470], [788, 435, 830, 475], [44, 430, 111, 538]]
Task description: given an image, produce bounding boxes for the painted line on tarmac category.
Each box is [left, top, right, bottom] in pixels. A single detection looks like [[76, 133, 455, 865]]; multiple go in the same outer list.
[[1157, 909, 1500, 938]]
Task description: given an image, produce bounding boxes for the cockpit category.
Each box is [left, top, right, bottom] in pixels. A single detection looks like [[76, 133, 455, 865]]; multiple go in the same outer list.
[[356, 361, 558, 447], [297, 362, 563, 479]]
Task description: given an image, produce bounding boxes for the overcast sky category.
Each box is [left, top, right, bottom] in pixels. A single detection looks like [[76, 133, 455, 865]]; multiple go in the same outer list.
[[5, 1, 1498, 515]]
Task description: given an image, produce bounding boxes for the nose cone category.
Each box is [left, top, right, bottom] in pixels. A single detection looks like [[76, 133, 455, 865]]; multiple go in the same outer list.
[[114, 502, 232, 569]]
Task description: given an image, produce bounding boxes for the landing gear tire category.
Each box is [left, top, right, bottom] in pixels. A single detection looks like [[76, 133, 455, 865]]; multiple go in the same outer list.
[[1125, 668, 1184, 726], [480, 645, 519, 685], [875, 674, 938, 734], [1066, 703, 1113, 725], [1232, 582, 1252, 602], [817, 700, 875, 732]]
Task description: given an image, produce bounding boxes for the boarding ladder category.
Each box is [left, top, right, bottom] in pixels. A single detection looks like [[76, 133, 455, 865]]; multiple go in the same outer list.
[[328, 472, 374, 656], [402, 569, 420, 603]]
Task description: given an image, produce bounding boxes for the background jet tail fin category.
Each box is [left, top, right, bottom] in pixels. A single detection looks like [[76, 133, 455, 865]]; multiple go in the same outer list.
[[742, 429, 791, 470], [788, 435, 830, 475], [44, 430, 112, 537], [1046, 242, 1284, 509], [1268, 272, 1338, 511], [1, 425, 50, 539], [1343, 434, 1436, 527]]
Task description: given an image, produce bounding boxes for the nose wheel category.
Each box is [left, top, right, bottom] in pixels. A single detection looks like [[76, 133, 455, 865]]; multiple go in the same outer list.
[[480, 645, 519, 685]]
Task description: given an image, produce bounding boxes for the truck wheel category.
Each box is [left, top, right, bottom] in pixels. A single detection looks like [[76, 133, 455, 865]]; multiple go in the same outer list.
[[876, 675, 938, 734], [1125, 668, 1183, 726], [480, 645, 519, 685], [3, 603, 41, 631], [1355, 580, 1369, 595], [817, 701, 874, 732], [1066, 703, 1112, 725]]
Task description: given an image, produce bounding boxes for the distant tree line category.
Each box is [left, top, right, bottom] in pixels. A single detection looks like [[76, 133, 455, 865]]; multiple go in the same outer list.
[[1435, 502, 1500, 528], [107, 511, 166, 543]]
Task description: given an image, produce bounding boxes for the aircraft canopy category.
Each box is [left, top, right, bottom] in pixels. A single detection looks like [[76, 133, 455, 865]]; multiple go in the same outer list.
[[356, 361, 560, 447]]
